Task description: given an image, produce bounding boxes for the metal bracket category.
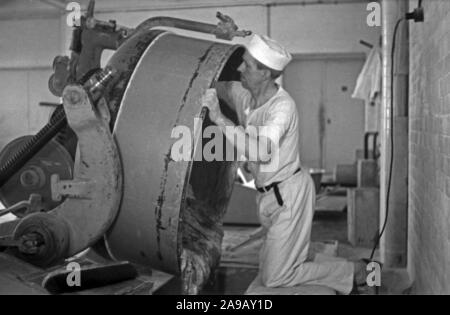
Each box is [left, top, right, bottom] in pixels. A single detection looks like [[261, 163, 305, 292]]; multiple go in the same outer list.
[[213, 12, 252, 40], [51, 175, 95, 201], [3, 83, 123, 267]]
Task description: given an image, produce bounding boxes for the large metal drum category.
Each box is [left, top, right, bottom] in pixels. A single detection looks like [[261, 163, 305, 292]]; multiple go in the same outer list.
[[101, 29, 244, 274]]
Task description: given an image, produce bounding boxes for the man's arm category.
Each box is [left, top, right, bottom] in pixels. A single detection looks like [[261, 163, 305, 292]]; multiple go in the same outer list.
[[214, 81, 246, 113], [202, 89, 273, 163], [215, 116, 273, 163]]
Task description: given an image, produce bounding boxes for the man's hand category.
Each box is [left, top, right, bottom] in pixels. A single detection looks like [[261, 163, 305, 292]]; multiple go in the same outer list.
[[201, 88, 222, 123]]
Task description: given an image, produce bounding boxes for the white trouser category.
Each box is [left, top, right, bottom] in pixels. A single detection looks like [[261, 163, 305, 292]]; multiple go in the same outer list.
[[250, 169, 354, 294]]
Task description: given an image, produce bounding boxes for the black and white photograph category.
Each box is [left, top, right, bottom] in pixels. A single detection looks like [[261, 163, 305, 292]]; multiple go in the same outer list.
[[0, 0, 448, 298]]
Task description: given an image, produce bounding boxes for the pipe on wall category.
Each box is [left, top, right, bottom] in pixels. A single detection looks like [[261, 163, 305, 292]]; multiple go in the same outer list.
[[380, 0, 409, 268]]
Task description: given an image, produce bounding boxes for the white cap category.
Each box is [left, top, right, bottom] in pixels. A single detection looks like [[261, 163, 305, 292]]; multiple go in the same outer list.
[[246, 34, 292, 71]]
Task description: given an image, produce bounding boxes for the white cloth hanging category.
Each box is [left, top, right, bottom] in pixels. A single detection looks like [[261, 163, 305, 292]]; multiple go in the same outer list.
[[352, 48, 382, 133]]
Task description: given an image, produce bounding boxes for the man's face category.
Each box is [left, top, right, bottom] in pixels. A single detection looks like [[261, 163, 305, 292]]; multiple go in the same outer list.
[[238, 51, 265, 91]]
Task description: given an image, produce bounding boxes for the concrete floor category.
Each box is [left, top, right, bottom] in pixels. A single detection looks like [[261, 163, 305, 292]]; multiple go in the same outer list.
[[156, 210, 411, 295], [155, 211, 354, 295], [1, 203, 411, 295]]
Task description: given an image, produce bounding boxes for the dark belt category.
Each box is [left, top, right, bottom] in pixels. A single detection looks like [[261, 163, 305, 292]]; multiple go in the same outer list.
[[256, 168, 301, 206]]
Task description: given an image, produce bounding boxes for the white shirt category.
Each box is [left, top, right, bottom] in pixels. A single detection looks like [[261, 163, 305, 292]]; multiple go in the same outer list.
[[227, 82, 301, 187]]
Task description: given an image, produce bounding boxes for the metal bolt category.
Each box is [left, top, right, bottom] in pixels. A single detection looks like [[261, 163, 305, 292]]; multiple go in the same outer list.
[[19, 233, 44, 254], [86, 17, 96, 29], [20, 170, 39, 187], [20, 166, 45, 188], [64, 89, 83, 105]]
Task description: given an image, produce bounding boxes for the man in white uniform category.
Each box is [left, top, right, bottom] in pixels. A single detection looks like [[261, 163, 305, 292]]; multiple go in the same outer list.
[[202, 34, 365, 294]]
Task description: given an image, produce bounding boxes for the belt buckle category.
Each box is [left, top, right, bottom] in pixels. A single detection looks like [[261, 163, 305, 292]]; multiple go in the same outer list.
[[258, 186, 268, 193]]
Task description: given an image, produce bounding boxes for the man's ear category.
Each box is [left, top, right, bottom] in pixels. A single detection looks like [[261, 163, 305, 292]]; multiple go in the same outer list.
[[261, 68, 271, 80]]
